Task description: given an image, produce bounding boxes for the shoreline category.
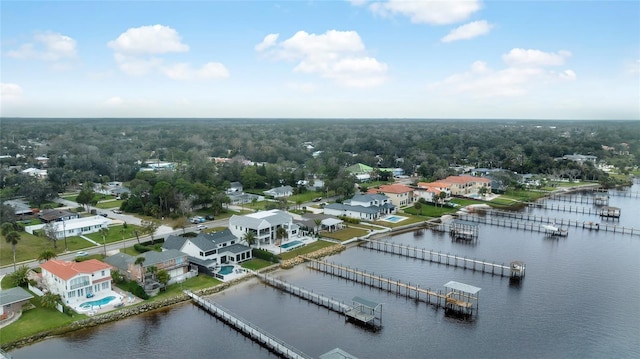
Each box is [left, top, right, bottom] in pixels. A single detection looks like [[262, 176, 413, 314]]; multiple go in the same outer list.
[[0, 183, 614, 352]]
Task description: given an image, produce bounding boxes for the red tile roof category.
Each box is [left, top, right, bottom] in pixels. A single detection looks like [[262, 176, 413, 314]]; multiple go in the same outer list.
[[373, 184, 413, 194], [418, 181, 451, 188], [442, 175, 491, 184], [41, 259, 112, 280]]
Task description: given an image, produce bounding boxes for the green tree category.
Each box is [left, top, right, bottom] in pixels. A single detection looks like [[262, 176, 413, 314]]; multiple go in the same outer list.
[[313, 218, 322, 234], [111, 269, 124, 284], [172, 217, 189, 234], [40, 293, 61, 309], [243, 231, 256, 247], [38, 249, 57, 262], [11, 265, 30, 287], [100, 227, 109, 256], [414, 201, 423, 214], [5, 230, 21, 271], [276, 226, 288, 254], [76, 187, 95, 212], [146, 265, 158, 282], [156, 269, 170, 290]]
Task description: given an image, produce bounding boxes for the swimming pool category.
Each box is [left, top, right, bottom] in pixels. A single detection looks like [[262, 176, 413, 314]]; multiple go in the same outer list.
[[384, 215, 407, 223], [218, 265, 234, 275], [280, 240, 304, 250], [79, 296, 117, 309]]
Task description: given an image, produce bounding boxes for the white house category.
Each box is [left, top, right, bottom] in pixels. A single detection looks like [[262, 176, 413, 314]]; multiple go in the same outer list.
[[40, 259, 113, 306], [264, 185, 293, 198], [25, 215, 112, 240], [323, 193, 395, 221], [229, 209, 299, 245], [163, 230, 252, 275]]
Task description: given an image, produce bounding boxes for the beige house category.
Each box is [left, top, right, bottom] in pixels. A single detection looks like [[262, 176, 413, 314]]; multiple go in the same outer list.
[[439, 175, 491, 196], [367, 184, 414, 207]]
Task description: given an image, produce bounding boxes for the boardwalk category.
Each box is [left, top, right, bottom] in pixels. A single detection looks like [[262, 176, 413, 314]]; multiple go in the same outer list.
[[360, 239, 517, 277], [185, 290, 312, 359], [458, 210, 638, 236], [255, 272, 351, 314]]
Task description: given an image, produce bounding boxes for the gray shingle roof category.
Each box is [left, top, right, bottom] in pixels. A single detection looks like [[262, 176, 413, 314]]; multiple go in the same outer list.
[[162, 235, 188, 251], [104, 252, 134, 272], [221, 243, 252, 254], [0, 286, 34, 306], [142, 249, 186, 266]]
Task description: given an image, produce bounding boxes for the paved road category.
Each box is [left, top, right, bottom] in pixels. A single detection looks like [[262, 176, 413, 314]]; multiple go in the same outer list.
[[0, 198, 230, 276]]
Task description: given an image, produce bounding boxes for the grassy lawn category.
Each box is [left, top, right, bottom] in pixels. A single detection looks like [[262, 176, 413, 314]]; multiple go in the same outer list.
[[147, 275, 221, 303], [402, 205, 457, 218], [278, 240, 336, 260], [0, 231, 95, 265], [95, 199, 124, 209], [84, 224, 142, 245], [288, 191, 324, 204], [0, 294, 86, 345], [241, 258, 273, 271], [320, 227, 368, 241]]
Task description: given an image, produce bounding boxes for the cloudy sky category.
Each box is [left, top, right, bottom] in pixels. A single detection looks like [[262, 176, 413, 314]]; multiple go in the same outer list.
[[1, 0, 638, 119]]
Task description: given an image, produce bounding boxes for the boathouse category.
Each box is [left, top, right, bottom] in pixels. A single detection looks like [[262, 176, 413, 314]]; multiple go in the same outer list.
[[344, 296, 382, 331], [449, 220, 479, 241], [444, 281, 480, 317], [599, 206, 621, 219], [510, 261, 526, 279]]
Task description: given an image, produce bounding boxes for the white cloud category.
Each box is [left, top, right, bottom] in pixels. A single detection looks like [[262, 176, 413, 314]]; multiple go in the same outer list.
[[104, 96, 124, 106], [7, 31, 77, 61], [255, 33, 279, 52], [107, 24, 189, 54], [108, 24, 228, 80], [368, 0, 482, 25], [161, 62, 229, 80], [441, 20, 493, 43], [429, 49, 577, 98], [503, 48, 571, 67], [256, 29, 388, 87], [1, 83, 24, 103]]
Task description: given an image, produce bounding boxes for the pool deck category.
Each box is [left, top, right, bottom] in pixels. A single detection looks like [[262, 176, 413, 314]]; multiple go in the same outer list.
[[257, 236, 317, 255], [73, 287, 143, 316]]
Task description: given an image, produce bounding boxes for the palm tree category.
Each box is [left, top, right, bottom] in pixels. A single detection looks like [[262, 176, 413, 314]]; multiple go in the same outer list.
[[146, 265, 158, 282], [5, 231, 21, 271], [276, 226, 288, 254], [313, 218, 322, 235], [134, 256, 146, 284], [38, 250, 57, 262], [243, 231, 256, 247], [100, 227, 109, 256]]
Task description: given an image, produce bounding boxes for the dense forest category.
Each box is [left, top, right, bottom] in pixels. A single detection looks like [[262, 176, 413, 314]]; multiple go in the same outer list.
[[1, 118, 638, 221]]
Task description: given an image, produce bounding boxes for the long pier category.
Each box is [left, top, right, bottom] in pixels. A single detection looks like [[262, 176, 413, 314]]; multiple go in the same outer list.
[[527, 202, 604, 215], [459, 211, 639, 236], [360, 239, 515, 277], [304, 257, 449, 308], [185, 290, 312, 359], [255, 273, 350, 314]]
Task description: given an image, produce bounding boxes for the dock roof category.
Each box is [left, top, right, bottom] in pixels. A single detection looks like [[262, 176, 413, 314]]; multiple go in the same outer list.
[[352, 296, 381, 309], [444, 281, 481, 294]]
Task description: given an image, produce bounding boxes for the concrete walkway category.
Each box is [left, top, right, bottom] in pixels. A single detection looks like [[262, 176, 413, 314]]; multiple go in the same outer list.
[[80, 235, 100, 246]]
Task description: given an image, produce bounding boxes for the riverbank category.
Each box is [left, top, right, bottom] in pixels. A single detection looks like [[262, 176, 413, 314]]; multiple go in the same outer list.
[[1, 244, 346, 352]]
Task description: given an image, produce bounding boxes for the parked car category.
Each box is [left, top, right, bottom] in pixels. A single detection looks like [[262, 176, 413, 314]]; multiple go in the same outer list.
[[99, 213, 108, 217], [205, 215, 215, 220], [112, 209, 123, 214], [75, 251, 88, 257], [197, 224, 207, 230], [312, 197, 322, 202]]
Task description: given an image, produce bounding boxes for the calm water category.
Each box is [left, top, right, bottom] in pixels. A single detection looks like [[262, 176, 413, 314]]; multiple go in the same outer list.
[[11, 184, 640, 358]]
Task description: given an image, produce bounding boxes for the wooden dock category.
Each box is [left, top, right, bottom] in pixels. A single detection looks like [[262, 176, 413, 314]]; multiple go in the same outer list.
[[360, 239, 519, 278], [255, 273, 351, 314], [185, 290, 312, 359], [462, 209, 639, 236], [303, 257, 480, 317]]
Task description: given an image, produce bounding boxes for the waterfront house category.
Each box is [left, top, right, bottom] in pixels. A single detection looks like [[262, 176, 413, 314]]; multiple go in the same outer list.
[[229, 209, 299, 245], [431, 175, 491, 196], [105, 249, 192, 286], [163, 230, 252, 275], [367, 184, 414, 207], [40, 259, 112, 306]]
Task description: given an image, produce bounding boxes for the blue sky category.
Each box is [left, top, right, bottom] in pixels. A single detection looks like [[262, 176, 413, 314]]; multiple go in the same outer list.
[[1, 0, 638, 119]]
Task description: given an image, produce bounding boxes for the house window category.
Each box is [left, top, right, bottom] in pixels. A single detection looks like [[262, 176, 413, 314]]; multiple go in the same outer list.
[[101, 270, 105, 276]]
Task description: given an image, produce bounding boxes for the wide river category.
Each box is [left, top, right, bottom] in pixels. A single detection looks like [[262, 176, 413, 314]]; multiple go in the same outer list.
[[10, 183, 640, 358]]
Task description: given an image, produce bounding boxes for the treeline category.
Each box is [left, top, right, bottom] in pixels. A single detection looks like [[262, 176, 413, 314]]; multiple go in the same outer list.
[[0, 118, 638, 220]]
